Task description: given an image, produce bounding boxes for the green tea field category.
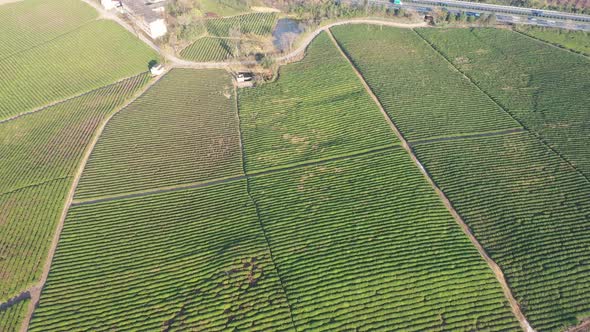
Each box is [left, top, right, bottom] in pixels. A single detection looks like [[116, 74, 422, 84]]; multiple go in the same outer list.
[[417, 27, 590, 179], [0, 0, 158, 121], [74, 69, 243, 200], [1, 2, 589, 330]]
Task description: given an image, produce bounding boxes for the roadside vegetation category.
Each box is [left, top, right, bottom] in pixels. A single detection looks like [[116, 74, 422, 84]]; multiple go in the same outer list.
[[418, 27, 590, 178], [238, 32, 398, 171], [0, 19, 158, 121], [74, 69, 243, 200], [30, 181, 294, 331], [331, 25, 519, 141], [515, 25, 590, 55], [414, 132, 590, 331], [0, 74, 150, 311]]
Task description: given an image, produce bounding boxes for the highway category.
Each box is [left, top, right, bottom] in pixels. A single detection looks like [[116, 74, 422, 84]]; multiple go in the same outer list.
[[365, 0, 590, 31]]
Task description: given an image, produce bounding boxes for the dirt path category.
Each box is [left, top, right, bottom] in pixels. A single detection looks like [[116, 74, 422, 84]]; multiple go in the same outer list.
[[79, 0, 426, 69], [19, 71, 168, 332], [408, 128, 525, 147], [326, 28, 535, 332], [0, 73, 148, 125]]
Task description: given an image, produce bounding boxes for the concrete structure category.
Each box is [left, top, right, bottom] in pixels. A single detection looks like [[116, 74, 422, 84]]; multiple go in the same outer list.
[[121, 0, 168, 39], [101, 0, 122, 10]]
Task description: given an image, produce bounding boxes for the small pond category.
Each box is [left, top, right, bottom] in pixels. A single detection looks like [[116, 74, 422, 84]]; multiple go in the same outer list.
[[273, 18, 304, 52]]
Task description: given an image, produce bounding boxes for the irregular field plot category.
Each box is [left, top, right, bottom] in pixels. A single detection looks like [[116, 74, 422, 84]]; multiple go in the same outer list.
[[0, 0, 97, 59], [0, 74, 150, 302], [417, 27, 590, 178], [0, 297, 29, 332], [239, 32, 397, 171], [0, 19, 158, 120], [180, 36, 233, 62], [75, 69, 243, 200], [413, 132, 590, 331], [180, 12, 278, 61], [250, 149, 520, 331], [330, 25, 519, 141], [30, 181, 293, 331]]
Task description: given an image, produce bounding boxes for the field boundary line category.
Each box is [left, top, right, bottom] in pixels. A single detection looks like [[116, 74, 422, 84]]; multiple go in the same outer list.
[[0, 72, 150, 125], [413, 28, 590, 186], [327, 28, 535, 332], [233, 84, 298, 330], [72, 174, 247, 206], [0, 176, 69, 198], [71, 144, 401, 206], [20, 70, 167, 332], [0, 19, 97, 64], [408, 128, 525, 147]]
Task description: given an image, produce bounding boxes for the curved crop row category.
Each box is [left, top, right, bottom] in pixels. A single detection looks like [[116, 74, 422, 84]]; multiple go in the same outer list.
[[249, 149, 520, 331], [0, 19, 158, 121], [417, 27, 590, 178], [30, 181, 293, 331], [413, 132, 590, 331], [75, 69, 243, 199], [0, 73, 150, 195], [330, 25, 519, 141], [0, 74, 150, 304], [0, 0, 97, 59], [238, 32, 398, 171], [180, 36, 234, 62]]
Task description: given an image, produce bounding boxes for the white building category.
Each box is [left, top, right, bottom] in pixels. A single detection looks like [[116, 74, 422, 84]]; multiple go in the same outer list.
[[101, 0, 121, 10], [120, 0, 168, 39]]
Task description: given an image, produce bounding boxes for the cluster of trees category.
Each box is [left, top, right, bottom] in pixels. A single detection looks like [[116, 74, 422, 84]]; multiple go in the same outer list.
[[437, 10, 497, 24]]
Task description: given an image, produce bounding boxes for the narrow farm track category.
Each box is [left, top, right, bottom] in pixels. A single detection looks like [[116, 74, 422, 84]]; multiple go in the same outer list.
[[234, 84, 298, 330], [413, 29, 590, 186], [326, 28, 535, 332], [20, 72, 167, 332], [0, 72, 150, 125], [78, 0, 426, 69], [408, 128, 526, 147], [72, 144, 401, 207]]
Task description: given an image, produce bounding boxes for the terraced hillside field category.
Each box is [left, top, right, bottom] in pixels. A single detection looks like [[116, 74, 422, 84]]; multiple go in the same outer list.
[[417, 28, 590, 179], [180, 12, 278, 62], [330, 25, 519, 141], [75, 69, 243, 200], [413, 132, 590, 331], [238, 32, 397, 171], [0, 19, 158, 121], [30, 181, 294, 331], [0, 74, 150, 326], [249, 149, 520, 331], [0, 0, 97, 59]]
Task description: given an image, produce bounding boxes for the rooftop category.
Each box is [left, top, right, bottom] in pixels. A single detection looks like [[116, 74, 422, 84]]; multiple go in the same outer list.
[[123, 0, 167, 22]]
